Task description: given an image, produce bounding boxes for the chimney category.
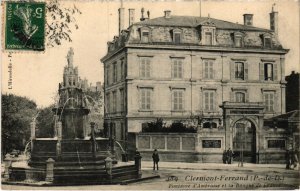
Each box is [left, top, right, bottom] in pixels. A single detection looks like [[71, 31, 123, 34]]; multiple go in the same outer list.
[[129, 9, 135, 26], [140, 8, 145, 21], [118, 7, 125, 35], [270, 5, 278, 36], [164, 10, 171, 19], [243, 14, 253, 26]]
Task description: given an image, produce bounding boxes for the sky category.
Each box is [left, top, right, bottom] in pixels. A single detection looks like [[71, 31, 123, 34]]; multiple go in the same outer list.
[[1, 0, 299, 107]]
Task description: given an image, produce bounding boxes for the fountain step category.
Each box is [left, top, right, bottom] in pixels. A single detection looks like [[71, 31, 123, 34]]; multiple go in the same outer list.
[[8, 163, 140, 184]]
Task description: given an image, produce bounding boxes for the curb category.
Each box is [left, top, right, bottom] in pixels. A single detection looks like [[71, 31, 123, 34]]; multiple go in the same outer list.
[[1, 175, 161, 187]]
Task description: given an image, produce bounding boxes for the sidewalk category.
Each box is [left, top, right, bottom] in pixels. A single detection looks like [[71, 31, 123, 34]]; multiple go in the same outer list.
[[141, 161, 288, 171]]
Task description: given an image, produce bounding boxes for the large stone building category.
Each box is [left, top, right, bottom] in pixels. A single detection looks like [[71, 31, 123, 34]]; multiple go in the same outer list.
[[101, 7, 290, 163]]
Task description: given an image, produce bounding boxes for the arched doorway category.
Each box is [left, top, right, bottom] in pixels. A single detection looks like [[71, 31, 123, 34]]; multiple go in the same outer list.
[[232, 119, 256, 163]]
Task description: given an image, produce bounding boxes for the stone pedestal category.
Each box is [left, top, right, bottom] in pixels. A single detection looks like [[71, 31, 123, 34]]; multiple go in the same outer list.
[[105, 157, 113, 183], [45, 158, 55, 182], [134, 154, 142, 178], [3, 154, 12, 180]]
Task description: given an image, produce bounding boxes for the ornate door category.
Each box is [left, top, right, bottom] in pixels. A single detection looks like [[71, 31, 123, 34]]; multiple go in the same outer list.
[[233, 120, 256, 163]]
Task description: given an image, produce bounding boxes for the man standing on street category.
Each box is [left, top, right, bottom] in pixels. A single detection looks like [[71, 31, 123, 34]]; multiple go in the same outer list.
[[227, 148, 234, 164], [152, 149, 160, 171]]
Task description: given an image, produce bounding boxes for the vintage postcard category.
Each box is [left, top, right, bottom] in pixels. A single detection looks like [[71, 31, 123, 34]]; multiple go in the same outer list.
[[1, 0, 299, 190]]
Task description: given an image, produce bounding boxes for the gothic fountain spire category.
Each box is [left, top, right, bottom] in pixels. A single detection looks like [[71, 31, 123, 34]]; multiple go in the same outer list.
[[67, 47, 74, 68]]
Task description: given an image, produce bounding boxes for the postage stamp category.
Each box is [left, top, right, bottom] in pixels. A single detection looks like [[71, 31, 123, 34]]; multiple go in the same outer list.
[[4, 1, 45, 51]]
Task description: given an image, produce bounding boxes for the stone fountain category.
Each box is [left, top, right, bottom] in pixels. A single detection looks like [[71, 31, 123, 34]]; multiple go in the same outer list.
[[3, 48, 143, 185]]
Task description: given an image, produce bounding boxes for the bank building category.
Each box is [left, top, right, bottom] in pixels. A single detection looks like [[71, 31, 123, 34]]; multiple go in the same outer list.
[[101, 6, 292, 163]]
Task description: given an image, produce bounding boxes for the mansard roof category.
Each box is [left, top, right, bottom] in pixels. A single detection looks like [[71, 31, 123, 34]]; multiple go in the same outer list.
[[135, 16, 271, 32]]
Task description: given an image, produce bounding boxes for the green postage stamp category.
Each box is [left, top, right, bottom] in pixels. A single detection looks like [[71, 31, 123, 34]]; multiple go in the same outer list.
[[4, 1, 45, 51]]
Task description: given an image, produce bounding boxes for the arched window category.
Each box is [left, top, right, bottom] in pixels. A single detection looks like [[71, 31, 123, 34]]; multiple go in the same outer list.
[[235, 92, 245, 103]]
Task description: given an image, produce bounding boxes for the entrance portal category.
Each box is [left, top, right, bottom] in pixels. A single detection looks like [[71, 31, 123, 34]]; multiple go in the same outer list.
[[232, 120, 256, 163]]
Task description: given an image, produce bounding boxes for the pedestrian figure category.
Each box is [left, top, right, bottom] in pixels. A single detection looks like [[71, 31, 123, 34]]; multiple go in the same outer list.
[[152, 149, 159, 171], [222, 150, 227, 164], [227, 148, 234, 164], [285, 149, 291, 169], [292, 150, 299, 169]]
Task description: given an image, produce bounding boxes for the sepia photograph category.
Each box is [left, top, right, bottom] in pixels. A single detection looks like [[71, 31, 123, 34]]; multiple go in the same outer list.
[[1, 0, 299, 190]]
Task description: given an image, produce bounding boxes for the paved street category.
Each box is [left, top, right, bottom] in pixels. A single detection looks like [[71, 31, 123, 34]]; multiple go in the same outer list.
[[2, 161, 299, 190]]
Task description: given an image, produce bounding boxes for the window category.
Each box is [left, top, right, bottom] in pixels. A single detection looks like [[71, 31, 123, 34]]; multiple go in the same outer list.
[[235, 62, 244, 80], [264, 37, 272, 48], [106, 93, 110, 112], [172, 89, 184, 111], [112, 91, 117, 113], [235, 36, 242, 47], [172, 59, 183, 78], [140, 88, 152, 110], [113, 62, 117, 83], [260, 62, 277, 81], [235, 92, 245, 103], [174, 33, 181, 44], [120, 59, 124, 80], [204, 60, 214, 79], [264, 63, 273, 81], [119, 89, 124, 112], [106, 65, 110, 85], [264, 92, 275, 112], [204, 91, 215, 111], [205, 32, 212, 45], [140, 57, 151, 78], [141, 31, 149, 43]]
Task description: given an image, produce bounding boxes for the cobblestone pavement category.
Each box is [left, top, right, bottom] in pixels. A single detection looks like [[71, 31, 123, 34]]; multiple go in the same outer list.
[[2, 162, 299, 190]]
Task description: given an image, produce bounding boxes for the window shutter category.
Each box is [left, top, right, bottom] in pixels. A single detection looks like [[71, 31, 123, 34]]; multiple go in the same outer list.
[[179, 60, 183, 78], [273, 63, 278, 81], [210, 61, 214, 79], [172, 60, 175, 78], [230, 61, 235, 80], [274, 91, 278, 113], [139, 89, 143, 109], [205, 61, 208, 79], [204, 92, 209, 110], [146, 59, 151, 78], [210, 92, 214, 110], [172, 91, 176, 110], [244, 62, 248, 80], [230, 91, 234, 102], [147, 90, 151, 109], [259, 62, 264, 81], [245, 91, 249, 102]]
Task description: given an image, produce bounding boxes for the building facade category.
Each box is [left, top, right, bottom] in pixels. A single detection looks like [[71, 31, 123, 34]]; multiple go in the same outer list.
[[101, 8, 289, 163]]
